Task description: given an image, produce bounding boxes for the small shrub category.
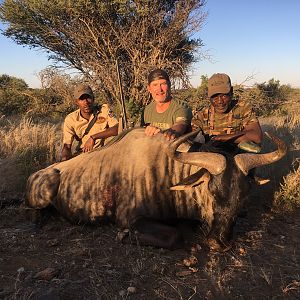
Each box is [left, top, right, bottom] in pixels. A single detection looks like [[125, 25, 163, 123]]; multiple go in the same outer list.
[[274, 163, 300, 211], [255, 79, 292, 116], [126, 101, 144, 125]]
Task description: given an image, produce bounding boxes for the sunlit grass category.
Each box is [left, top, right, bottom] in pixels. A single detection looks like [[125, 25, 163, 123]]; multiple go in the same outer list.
[[0, 117, 62, 194], [274, 164, 300, 211], [0, 117, 60, 162]]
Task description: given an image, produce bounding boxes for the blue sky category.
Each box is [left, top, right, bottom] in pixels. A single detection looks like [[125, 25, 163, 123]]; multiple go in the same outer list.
[[1, 0, 300, 88]]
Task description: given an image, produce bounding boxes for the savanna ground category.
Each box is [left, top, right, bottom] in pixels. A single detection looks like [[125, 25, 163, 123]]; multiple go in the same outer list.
[[0, 100, 300, 299]]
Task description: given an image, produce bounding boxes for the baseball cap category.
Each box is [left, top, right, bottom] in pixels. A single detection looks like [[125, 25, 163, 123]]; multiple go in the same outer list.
[[73, 84, 94, 99], [208, 73, 232, 98], [147, 69, 170, 84]]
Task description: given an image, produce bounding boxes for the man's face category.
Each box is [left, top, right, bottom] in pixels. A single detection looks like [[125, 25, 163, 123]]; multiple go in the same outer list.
[[210, 93, 231, 113], [76, 94, 94, 114], [147, 79, 171, 103]]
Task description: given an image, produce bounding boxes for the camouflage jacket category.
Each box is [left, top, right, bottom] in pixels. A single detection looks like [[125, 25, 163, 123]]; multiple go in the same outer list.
[[192, 99, 258, 140]]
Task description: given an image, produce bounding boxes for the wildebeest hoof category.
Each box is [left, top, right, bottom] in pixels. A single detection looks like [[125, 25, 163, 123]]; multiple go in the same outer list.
[[115, 229, 130, 243], [206, 238, 232, 252], [182, 255, 198, 267]]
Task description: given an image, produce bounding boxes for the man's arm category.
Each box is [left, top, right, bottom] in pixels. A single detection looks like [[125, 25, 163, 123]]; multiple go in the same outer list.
[[163, 122, 188, 141], [239, 121, 263, 144], [162, 103, 192, 140], [162, 104, 192, 140], [61, 144, 72, 161], [61, 114, 75, 161], [144, 122, 188, 140], [211, 121, 263, 144], [82, 124, 118, 152]]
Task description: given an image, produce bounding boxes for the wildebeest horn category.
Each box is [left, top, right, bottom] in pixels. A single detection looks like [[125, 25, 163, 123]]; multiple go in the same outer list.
[[165, 130, 226, 175], [234, 132, 287, 176]]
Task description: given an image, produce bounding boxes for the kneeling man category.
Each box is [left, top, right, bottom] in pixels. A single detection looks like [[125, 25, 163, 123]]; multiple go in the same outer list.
[[61, 84, 118, 161]]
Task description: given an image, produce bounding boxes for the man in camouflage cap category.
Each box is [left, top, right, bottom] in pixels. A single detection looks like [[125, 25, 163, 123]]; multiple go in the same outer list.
[[60, 84, 118, 161], [192, 73, 263, 153]]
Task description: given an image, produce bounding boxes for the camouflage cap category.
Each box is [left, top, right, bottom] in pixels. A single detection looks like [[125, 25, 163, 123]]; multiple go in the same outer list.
[[73, 84, 94, 99], [208, 73, 232, 98], [147, 69, 170, 84]]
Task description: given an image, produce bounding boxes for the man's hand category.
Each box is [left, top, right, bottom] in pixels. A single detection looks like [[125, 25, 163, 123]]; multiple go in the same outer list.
[[61, 144, 72, 161], [163, 129, 177, 141], [82, 137, 95, 153], [145, 125, 184, 141], [145, 125, 161, 136], [210, 132, 245, 147], [211, 134, 234, 142]]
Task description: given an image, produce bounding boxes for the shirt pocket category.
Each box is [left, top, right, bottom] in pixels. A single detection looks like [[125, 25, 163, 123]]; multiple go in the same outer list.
[[231, 115, 243, 131]]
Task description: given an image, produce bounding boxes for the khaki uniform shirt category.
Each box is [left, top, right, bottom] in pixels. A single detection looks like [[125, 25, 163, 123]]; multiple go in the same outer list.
[[63, 104, 118, 149], [192, 99, 258, 138]]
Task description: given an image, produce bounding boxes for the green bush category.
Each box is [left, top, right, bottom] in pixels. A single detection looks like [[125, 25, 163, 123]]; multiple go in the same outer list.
[[254, 79, 292, 116], [0, 74, 31, 115], [0, 89, 31, 115]]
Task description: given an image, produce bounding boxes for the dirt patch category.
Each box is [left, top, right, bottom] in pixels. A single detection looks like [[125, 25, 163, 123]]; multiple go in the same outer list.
[[0, 158, 25, 203], [1, 188, 300, 300]]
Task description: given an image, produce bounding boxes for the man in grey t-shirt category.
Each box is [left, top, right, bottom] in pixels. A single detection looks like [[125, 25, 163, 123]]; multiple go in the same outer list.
[[141, 69, 192, 140]]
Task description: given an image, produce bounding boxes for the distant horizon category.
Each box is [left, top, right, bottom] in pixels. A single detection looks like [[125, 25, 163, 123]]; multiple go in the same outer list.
[[1, 0, 299, 89]]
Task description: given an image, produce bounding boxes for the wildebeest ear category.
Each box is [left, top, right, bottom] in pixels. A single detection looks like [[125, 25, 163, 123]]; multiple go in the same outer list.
[[170, 169, 210, 191]]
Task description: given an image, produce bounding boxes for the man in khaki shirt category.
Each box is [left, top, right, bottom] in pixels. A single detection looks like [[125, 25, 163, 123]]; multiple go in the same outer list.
[[61, 84, 118, 161]]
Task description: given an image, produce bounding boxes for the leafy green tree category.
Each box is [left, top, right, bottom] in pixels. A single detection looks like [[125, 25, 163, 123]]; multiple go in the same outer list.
[[0, 74, 30, 115], [256, 78, 288, 99], [193, 75, 209, 107], [0, 74, 28, 90], [0, 0, 207, 115], [174, 75, 209, 111]]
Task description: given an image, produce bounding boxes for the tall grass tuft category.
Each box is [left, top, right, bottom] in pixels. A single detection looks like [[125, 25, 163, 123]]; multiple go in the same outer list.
[[0, 117, 62, 195], [274, 164, 300, 211], [257, 96, 300, 211]]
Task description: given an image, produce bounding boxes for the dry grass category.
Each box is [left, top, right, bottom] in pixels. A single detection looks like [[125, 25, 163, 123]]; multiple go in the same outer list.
[[0, 117, 60, 160], [274, 164, 300, 211], [257, 101, 300, 205], [0, 117, 62, 197]]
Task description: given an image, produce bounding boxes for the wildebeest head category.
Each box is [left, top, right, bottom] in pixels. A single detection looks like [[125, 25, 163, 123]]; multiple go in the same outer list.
[[166, 130, 286, 187], [164, 130, 287, 243]]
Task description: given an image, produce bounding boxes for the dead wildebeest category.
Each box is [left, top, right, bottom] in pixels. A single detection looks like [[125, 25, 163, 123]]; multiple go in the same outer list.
[[26, 128, 286, 250]]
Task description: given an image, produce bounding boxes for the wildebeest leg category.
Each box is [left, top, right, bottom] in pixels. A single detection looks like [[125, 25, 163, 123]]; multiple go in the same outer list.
[[26, 205, 57, 229], [207, 215, 233, 251], [131, 217, 184, 250]]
